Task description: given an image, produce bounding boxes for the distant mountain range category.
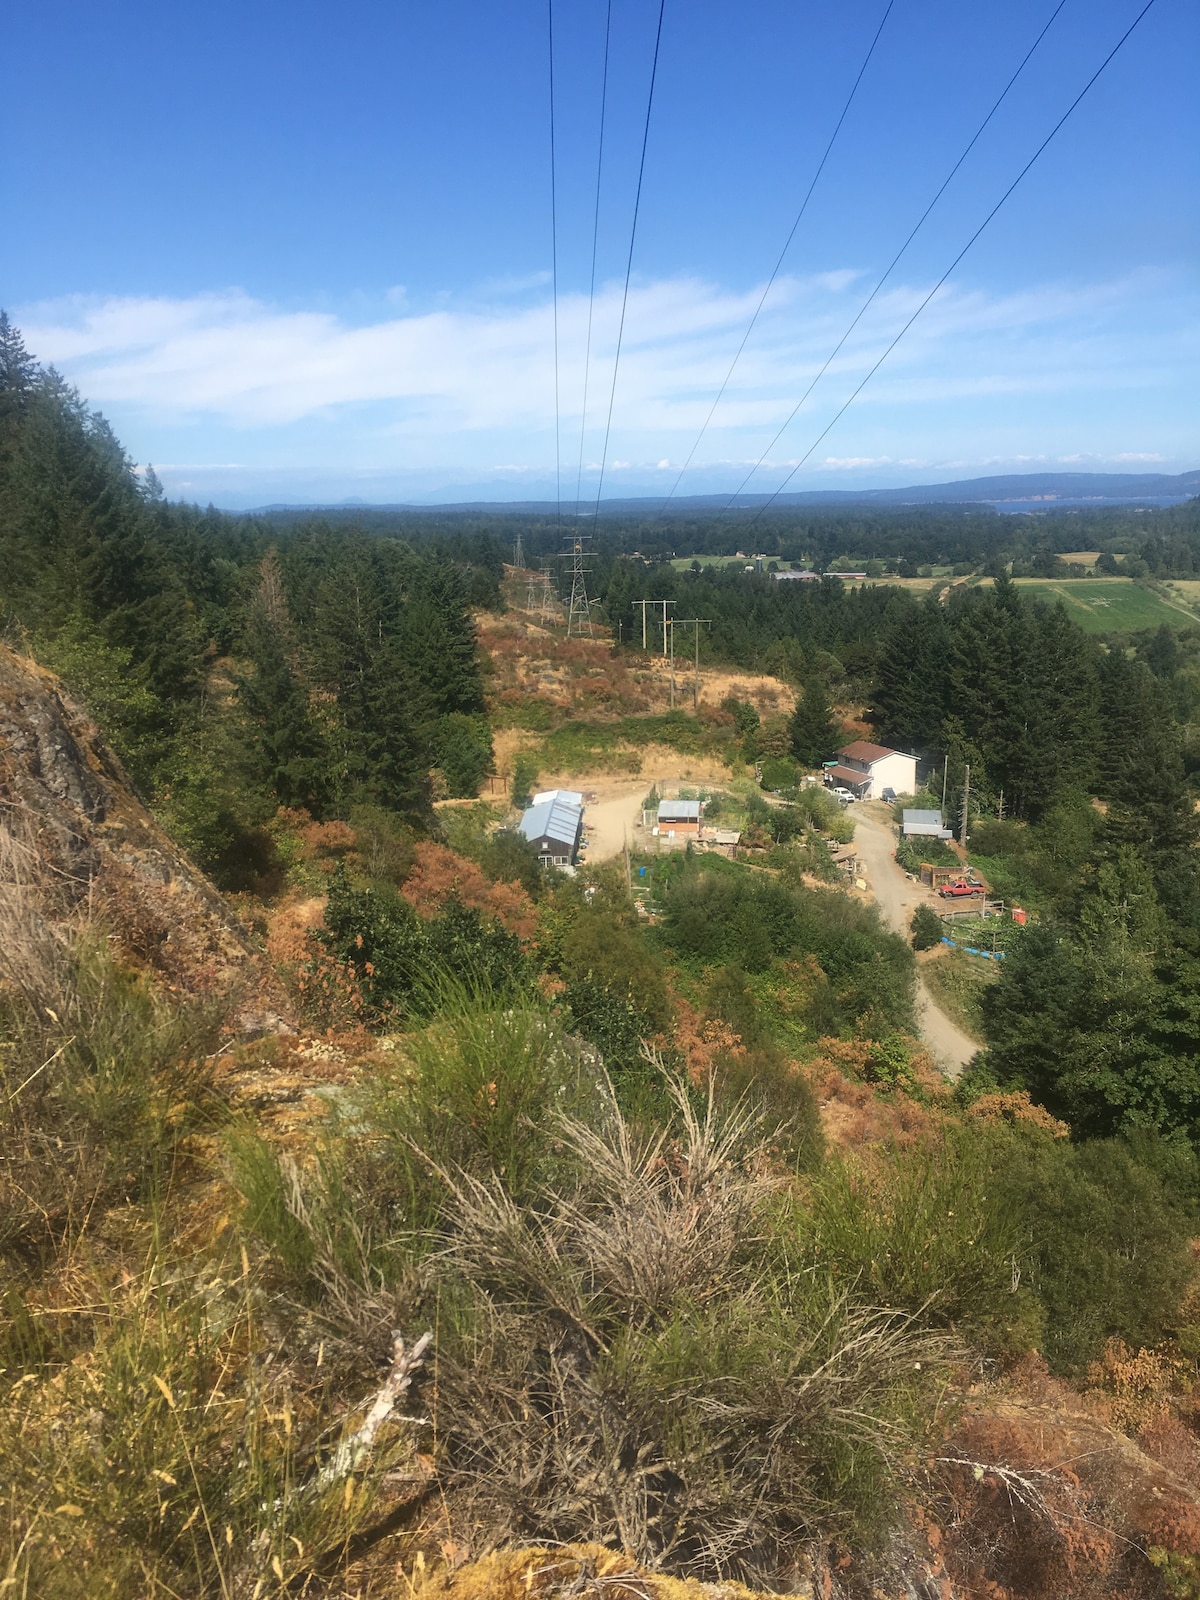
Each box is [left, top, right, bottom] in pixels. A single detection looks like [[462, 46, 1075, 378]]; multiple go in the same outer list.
[[250, 468, 1199, 517]]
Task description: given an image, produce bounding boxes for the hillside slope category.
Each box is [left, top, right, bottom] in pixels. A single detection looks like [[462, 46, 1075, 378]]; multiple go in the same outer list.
[[0, 643, 276, 1016]]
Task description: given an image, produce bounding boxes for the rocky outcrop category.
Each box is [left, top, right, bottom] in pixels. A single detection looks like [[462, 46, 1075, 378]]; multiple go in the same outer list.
[[0, 643, 265, 1001]]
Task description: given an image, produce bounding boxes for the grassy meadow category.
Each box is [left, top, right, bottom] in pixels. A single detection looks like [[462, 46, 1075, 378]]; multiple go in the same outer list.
[[1007, 577, 1191, 632]]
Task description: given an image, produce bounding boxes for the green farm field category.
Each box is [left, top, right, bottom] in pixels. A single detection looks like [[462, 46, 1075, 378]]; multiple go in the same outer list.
[[1007, 578, 1194, 633], [668, 553, 758, 570]]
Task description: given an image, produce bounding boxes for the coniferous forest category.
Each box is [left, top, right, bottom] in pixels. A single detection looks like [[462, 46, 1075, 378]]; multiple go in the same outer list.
[[6, 313, 1200, 1597]]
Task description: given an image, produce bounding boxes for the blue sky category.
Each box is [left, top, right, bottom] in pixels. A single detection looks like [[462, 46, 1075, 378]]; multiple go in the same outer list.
[[4, 0, 1197, 506]]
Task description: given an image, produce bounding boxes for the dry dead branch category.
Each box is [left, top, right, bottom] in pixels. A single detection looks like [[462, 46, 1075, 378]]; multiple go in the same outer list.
[[313, 1329, 432, 1494]]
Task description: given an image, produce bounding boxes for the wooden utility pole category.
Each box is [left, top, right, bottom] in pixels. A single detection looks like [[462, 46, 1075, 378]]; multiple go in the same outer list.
[[941, 760, 948, 814], [676, 619, 712, 709], [659, 599, 675, 657], [959, 762, 971, 848], [668, 620, 675, 708], [633, 599, 652, 650]]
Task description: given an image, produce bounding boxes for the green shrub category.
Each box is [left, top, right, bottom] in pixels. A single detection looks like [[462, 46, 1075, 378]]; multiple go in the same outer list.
[[804, 1125, 1199, 1372], [428, 1086, 946, 1582], [510, 751, 539, 807], [896, 835, 956, 873], [479, 827, 545, 897], [760, 756, 799, 791], [1, 942, 223, 1257], [662, 865, 914, 1035], [911, 904, 943, 950], [320, 868, 530, 1019], [435, 711, 494, 797], [992, 1131, 1198, 1371]]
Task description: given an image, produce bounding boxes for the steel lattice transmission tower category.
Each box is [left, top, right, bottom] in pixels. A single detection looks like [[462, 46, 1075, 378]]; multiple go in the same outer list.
[[564, 533, 595, 637], [539, 569, 556, 624], [513, 529, 526, 570]]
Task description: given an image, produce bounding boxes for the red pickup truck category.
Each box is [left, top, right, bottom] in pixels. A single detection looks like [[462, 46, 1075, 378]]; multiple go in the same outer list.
[[938, 879, 985, 899]]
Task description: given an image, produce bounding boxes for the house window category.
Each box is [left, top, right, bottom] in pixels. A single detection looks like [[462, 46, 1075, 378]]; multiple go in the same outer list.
[[553, 856, 568, 866]]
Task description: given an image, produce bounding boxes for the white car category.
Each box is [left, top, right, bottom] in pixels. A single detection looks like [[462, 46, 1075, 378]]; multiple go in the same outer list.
[[830, 786, 857, 805]]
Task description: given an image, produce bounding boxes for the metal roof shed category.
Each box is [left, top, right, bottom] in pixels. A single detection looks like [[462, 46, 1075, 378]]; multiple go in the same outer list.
[[903, 808, 953, 839], [657, 800, 703, 822]]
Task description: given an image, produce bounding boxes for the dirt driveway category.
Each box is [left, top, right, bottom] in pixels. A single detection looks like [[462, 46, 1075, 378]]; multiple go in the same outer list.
[[850, 810, 978, 1079], [537, 756, 733, 865], [582, 787, 646, 862]]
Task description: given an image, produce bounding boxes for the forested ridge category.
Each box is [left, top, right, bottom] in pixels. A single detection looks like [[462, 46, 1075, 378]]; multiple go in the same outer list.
[[8, 314, 1200, 1597], [258, 492, 1200, 577], [0, 314, 497, 881]]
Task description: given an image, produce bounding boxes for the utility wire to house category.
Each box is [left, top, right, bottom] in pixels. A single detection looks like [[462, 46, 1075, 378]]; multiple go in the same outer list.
[[743, 0, 1160, 526]]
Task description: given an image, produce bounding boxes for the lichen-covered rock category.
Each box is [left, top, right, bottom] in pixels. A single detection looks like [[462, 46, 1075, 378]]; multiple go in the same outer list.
[[405, 1544, 793, 1599]]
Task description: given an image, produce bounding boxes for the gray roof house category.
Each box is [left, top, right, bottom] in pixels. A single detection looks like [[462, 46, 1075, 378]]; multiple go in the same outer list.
[[518, 795, 584, 866]]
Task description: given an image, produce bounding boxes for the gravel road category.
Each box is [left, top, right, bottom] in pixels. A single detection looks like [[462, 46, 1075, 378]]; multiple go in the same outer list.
[[850, 810, 979, 1078]]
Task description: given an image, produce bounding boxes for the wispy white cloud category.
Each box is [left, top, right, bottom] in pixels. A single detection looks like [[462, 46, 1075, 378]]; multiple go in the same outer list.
[[14, 264, 1196, 502]]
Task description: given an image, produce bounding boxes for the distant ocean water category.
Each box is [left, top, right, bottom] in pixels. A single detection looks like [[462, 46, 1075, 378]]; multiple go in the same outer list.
[[990, 495, 1190, 514]]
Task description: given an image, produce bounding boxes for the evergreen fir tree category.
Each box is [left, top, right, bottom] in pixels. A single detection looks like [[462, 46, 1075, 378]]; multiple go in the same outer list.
[[788, 678, 839, 767]]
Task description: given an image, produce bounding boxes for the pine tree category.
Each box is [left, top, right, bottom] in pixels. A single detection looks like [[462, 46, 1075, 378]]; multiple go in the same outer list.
[[1098, 649, 1200, 932], [0, 310, 37, 411], [238, 565, 330, 813], [788, 678, 839, 767]]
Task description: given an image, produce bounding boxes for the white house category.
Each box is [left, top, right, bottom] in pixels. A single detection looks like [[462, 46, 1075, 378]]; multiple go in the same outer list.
[[826, 741, 918, 801]]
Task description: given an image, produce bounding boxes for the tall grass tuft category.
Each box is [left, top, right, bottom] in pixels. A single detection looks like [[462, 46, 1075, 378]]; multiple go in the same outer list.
[[426, 1082, 948, 1585]]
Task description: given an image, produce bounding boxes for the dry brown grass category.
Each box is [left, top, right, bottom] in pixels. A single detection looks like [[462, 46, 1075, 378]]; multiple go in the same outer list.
[[0, 800, 75, 1016], [423, 1080, 946, 1586]]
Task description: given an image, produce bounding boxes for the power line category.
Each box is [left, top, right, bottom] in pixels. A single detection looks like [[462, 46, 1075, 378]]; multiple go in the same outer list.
[[591, 0, 667, 523], [729, 0, 1071, 509], [745, 0, 1159, 525], [658, 0, 896, 510], [548, 0, 562, 535], [573, 0, 613, 516]]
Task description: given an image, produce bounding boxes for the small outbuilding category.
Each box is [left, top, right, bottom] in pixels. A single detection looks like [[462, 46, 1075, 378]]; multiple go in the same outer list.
[[656, 799, 704, 837], [518, 794, 583, 867], [902, 808, 954, 840]]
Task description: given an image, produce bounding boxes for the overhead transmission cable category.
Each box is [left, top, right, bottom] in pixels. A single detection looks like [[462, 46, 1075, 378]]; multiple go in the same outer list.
[[573, 0, 614, 516], [548, 0, 562, 534], [744, 0, 1160, 525], [728, 0, 1071, 510], [591, 0, 667, 522], [659, 0, 896, 509]]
